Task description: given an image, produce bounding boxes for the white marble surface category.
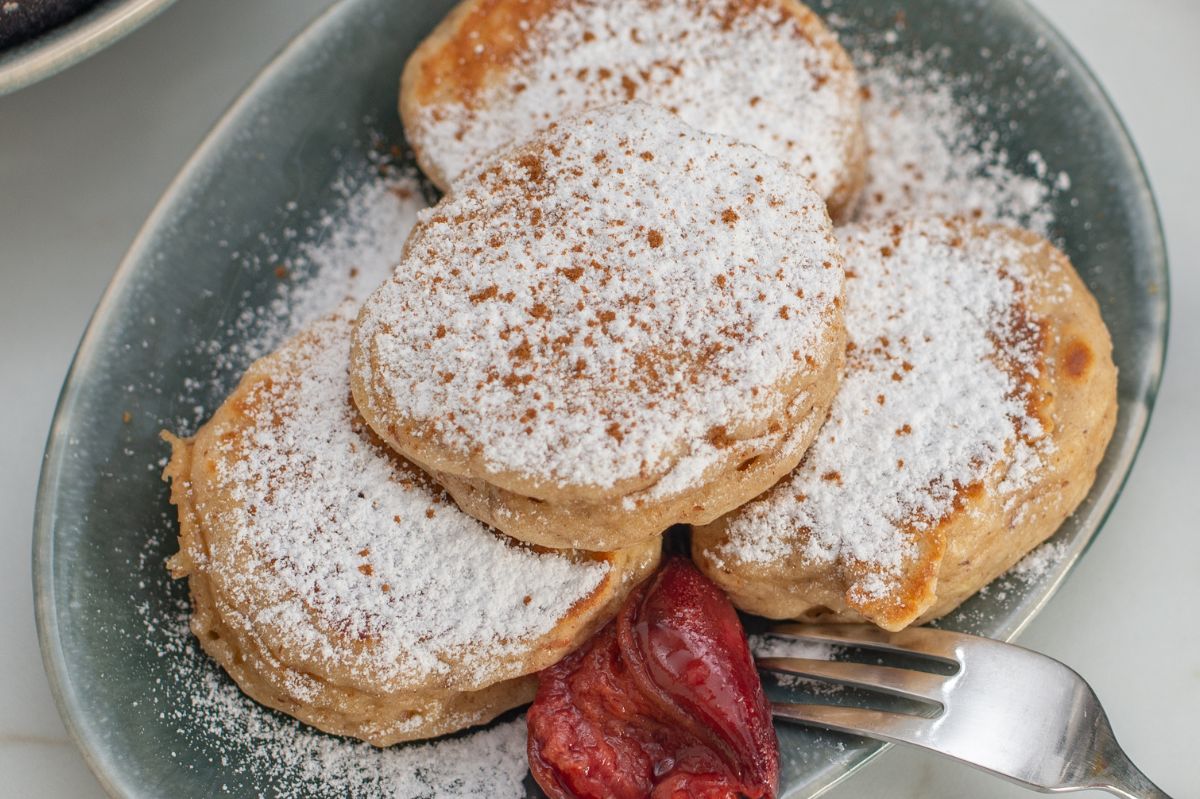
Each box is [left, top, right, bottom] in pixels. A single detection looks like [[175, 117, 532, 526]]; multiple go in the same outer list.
[[0, 0, 1196, 796]]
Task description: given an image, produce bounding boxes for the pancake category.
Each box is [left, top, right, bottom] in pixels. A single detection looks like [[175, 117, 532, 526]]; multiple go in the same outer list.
[[693, 217, 1117, 631], [163, 308, 660, 746], [400, 0, 867, 221], [351, 103, 846, 551]]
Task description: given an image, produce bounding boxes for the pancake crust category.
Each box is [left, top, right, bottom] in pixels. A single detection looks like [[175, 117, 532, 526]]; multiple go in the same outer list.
[[351, 103, 846, 551], [400, 0, 866, 221], [164, 309, 659, 745], [693, 218, 1117, 631]]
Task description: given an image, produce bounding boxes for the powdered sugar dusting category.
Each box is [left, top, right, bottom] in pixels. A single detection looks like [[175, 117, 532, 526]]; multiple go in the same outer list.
[[415, 0, 860, 202], [1010, 538, 1069, 581], [184, 164, 427, 430], [849, 49, 1065, 234], [139, 595, 531, 798], [750, 633, 835, 662], [749, 633, 844, 692], [357, 103, 842, 491], [973, 538, 1071, 606], [718, 219, 1048, 602], [283, 178, 427, 328], [205, 310, 608, 688]]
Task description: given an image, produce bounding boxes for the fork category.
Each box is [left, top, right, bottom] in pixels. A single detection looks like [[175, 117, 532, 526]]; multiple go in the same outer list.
[[758, 624, 1173, 798]]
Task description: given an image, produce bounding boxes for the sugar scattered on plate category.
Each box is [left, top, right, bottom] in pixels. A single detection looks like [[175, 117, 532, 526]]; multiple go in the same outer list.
[[749, 633, 836, 662], [849, 48, 1068, 234], [1009, 538, 1070, 581], [138, 596, 532, 798], [180, 157, 427, 432], [748, 634, 844, 693]]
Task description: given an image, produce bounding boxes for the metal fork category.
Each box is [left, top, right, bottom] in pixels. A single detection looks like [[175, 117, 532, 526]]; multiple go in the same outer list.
[[759, 624, 1172, 798]]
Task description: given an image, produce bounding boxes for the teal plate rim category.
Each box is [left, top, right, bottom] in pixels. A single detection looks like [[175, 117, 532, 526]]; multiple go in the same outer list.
[[33, 0, 1170, 796]]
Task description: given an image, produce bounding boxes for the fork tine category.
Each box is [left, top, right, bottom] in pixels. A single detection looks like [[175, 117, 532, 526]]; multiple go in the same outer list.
[[772, 703, 933, 748], [768, 623, 964, 663], [772, 630, 1176, 798], [757, 657, 948, 704]]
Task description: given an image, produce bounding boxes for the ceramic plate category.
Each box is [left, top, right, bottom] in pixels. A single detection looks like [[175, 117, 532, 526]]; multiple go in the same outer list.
[[34, 0, 1168, 796]]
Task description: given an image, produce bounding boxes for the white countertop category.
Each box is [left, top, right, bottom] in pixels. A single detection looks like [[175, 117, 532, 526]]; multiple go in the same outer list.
[[0, 1, 1196, 796]]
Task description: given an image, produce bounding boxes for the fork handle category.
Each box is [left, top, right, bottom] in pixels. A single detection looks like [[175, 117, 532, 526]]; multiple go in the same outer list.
[[1095, 752, 1173, 799], [1100, 772, 1173, 799]]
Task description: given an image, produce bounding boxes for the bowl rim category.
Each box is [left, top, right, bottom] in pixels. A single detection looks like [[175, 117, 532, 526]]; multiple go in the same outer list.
[[30, 0, 1170, 796], [0, 0, 177, 96]]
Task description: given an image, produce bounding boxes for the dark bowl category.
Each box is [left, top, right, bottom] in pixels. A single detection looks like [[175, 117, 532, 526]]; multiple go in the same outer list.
[[0, 0, 175, 95]]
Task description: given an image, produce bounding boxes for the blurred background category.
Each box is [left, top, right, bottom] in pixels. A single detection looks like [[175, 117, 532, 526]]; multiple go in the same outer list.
[[0, 1, 1195, 797]]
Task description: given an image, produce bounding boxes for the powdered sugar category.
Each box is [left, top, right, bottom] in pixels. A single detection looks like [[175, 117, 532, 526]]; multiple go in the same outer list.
[[140, 596, 532, 798], [182, 164, 427, 430], [281, 177, 427, 329], [973, 538, 1071, 606], [749, 633, 844, 692], [413, 0, 860, 203], [639, 443, 725, 503], [205, 310, 608, 689], [1010, 538, 1069, 581], [356, 103, 842, 492], [849, 49, 1065, 234], [717, 219, 1047, 602], [750, 632, 835, 662]]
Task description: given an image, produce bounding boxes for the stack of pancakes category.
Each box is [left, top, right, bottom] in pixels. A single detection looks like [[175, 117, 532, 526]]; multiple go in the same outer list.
[[165, 0, 1117, 746]]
